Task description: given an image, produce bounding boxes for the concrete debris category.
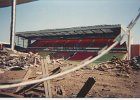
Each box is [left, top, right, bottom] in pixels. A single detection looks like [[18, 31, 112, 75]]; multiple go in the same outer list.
[[0, 48, 41, 71], [130, 56, 140, 70]]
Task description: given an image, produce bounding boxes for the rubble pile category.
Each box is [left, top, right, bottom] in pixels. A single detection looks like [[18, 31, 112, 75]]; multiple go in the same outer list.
[[130, 56, 140, 69], [0, 48, 41, 70], [94, 56, 132, 73]]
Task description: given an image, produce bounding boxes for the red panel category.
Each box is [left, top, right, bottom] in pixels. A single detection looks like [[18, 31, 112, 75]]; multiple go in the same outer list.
[[131, 44, 140, 58]]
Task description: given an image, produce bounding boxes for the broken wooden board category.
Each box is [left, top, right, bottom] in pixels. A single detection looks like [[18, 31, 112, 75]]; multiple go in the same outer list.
[[44, 58, 52, 97], [76, 77, 96, 98], [15, 66, 61, 94], [0, 79, 22, 84], [15, 83, 41, 94], [50, 67, 61, 75], [15, 68, 32, 93], [0, 91, 24, 98], [41, 58, 52, 97]]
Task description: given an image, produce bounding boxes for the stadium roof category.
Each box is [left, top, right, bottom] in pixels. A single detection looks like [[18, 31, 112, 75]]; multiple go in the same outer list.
[[0, 0, 37, 8], [16, 24, 121, 40]]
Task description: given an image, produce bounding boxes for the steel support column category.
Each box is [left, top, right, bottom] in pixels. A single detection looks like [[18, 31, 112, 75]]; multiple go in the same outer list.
[[23, 38, 24, 48], [10, 0, 17, 50], [27, 39, 31, 47]]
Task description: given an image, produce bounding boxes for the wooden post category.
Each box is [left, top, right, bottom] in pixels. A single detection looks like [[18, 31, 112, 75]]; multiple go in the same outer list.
[[41, 58, 52, 97], [34, 57, 37, 66], [44, 58, 52, 97]]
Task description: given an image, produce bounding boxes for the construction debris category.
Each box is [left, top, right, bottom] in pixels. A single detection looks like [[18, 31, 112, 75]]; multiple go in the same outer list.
[[76, 77, 96, 98], [51, 67, 61, 75], [0, 48, 41, 71], [0, 49, 140, 98], [16, 68, 32, 93], [93, 56, 132, 74], [0, 91, 24, 98], [41, 58, 52, 98], [130, 56, 140, 69]]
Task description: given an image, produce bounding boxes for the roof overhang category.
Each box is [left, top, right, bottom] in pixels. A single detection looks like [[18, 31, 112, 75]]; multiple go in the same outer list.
[[16, 24, 121, 40], [0, 0, 37, 8]]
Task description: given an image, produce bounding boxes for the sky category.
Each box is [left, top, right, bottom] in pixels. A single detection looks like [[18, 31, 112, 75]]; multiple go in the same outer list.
[[0, 0, 140, 44]]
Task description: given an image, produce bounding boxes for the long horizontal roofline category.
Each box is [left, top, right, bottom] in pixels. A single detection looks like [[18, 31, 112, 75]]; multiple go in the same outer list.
[[16, 24, 121, 39]]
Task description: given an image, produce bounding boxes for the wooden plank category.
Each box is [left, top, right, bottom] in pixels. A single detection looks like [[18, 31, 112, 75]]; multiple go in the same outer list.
[[16, 66, 60, 94], [0, 79, 22, 84], [50, 67, 61, 75], [15, 58, 52, 96], [76, 77, 96, 98], [34, 57, 37, 65], [15, 70, 45, 94], [44, 58, 52, 97], [41, 58, 53, 98], [41, 59, 49, 97], [0, 91, 24, 98], [15, 83, 41, 94], [15, 68, 32, 93]]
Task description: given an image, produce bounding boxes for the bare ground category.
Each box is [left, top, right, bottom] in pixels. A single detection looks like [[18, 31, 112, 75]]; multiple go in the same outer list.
[[0, 62, 140, 98]]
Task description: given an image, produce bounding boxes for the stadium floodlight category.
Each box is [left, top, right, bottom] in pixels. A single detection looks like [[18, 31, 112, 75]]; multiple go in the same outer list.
[[0, 0, 37, 50]]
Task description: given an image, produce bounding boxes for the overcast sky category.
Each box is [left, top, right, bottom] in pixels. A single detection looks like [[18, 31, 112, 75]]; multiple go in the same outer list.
[[0, 0, 140, 43]]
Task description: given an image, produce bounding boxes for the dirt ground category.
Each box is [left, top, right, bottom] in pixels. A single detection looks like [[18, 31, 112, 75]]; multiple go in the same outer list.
[[0, 62, 140, 98]]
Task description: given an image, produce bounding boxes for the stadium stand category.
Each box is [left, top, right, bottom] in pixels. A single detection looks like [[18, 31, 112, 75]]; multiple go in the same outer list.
[[15, 25, 127, 61]]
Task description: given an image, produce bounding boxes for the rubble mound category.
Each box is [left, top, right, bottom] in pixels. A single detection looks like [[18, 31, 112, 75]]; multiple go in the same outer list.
[[94, 56, 135, 74], [130, 56, 140, 69], [0, 48, 40, 71]]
